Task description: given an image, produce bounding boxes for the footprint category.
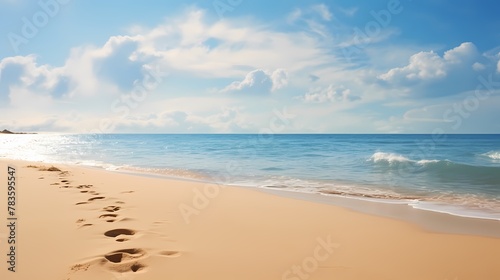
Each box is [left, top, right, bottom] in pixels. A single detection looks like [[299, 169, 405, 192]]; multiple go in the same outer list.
[[104, 228, 135, 238], [61, 180, 69, 183], [99, 214, 118, 219], [80, 190, 89, 193], [102, 206, 121, 212], [76, 202, 89, 205], [70, 249, 148, 276], [88, 196, 106, 202], [99, 213, 118, 223], [116, 238, 129, 242], [104, 248, 145, 263], [101, 249, 147, 273]]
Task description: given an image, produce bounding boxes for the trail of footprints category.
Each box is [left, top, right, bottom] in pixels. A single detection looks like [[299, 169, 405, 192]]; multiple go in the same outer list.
[[45, 171, 181, 277]]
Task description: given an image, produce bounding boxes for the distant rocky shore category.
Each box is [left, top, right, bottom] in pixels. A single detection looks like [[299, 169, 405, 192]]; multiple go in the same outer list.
[[0, 129, 37, 134]]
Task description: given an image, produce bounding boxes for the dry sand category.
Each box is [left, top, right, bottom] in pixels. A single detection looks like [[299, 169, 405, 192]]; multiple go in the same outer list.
[[1, 159, 500, 280]]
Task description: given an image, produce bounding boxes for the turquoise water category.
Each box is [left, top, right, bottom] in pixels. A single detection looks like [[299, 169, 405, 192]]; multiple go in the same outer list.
[[1, 134, 500, 220]]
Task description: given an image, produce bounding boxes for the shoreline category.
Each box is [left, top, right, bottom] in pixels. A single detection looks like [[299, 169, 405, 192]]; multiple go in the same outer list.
[[4, 157, 500, 232], [116, 167, 500, 238]]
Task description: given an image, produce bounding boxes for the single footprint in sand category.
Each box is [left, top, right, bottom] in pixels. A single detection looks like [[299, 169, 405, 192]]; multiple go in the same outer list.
[[88, 196, 106, 202], [100, 249, 148, 273], [104, 248, 145, 263], [99, 214, 118, 223], [70, 249, 147, 276], [104, 228, 135, 238], [99, 214, 118, 219], [76, 202, 89, 205]]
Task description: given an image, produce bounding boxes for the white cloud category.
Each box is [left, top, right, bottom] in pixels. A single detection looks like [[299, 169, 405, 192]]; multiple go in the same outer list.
[[376, 42, 500, 98], [132, 9, 331, 78], [379, 50, 446, 82], [0, 55, 71, 104], [221, 69, 288, 94], [379, 42, 479, 83], [301, 84, 360, 103], [270, 69, 288, 91]]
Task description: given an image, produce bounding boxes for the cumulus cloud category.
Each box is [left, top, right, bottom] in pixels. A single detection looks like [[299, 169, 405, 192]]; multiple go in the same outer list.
[[378, 42, 499, 97], [379, 42, 483, 83], [221, 69, 288, 94], [0, 55, 72, 104], [134, 9, 330, 77], [301, 84, 360, 103]]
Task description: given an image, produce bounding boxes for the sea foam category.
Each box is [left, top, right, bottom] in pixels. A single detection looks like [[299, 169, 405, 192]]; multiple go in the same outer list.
[[484, 151, 500, 160]]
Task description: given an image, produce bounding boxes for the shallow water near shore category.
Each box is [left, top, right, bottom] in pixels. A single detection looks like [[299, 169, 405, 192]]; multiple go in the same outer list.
[[1, 133, 499, 220]]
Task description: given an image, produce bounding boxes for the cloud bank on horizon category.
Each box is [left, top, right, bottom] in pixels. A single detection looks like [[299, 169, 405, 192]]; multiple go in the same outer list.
[[0, 0, 499, 133]]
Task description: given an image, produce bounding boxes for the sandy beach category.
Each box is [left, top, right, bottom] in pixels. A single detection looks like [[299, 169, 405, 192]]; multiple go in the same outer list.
[[1, 159, 500, 280]]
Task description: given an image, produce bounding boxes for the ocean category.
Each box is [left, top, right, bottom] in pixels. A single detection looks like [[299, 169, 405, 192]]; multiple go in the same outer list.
[[1, 133, 500, 220]]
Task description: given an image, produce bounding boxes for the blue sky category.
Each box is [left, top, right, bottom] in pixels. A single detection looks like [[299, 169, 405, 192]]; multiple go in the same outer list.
[[1, 0, 500, 133]]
